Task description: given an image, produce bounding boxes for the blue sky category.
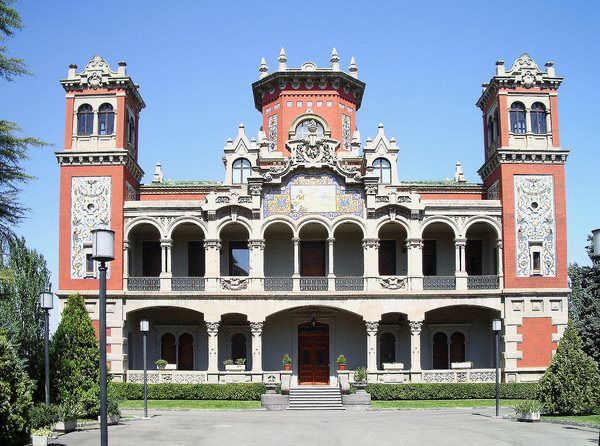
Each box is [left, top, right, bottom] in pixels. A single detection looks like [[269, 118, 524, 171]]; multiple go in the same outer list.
[[1, 1, 599, 326]]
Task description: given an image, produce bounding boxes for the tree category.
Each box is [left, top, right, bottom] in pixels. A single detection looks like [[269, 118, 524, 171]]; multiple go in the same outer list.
[[569, 239, 600, 367], [0, 330, 34, 446], [537, 321, 600, 415], [50, 294, 100, 417], [0, 0, 46, 247], [0, 237, 51, 400]]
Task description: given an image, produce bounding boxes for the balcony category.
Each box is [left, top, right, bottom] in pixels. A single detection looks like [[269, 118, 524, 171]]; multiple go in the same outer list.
[[300, 277, 328, 291], [172, 277, 205, 291], [127, 277, 160, 291], [335, 276, 364, 291], [264, 277, 293, 292], [467, 275, 500, 290], [423, 276, 456, 291]]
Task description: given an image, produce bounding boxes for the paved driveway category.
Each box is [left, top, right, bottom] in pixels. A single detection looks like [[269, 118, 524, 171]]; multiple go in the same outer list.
[[50, 408, 598, 446]]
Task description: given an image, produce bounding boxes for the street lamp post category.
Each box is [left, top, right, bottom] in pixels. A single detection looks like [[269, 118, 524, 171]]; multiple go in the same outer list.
[[492, 319, 502, 417], [39, 286, 53, 405], [92, 229, 115, 446], [140, 319, 149, 418]]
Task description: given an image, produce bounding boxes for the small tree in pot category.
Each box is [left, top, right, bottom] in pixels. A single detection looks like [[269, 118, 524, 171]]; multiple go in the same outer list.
[[282, 353, 292, 371], [353, 367, 368, 393], [336, 355, 347, 370], [155, 359, 167, 370]]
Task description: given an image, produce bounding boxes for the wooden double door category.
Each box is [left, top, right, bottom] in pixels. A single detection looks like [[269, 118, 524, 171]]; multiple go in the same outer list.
[[298, 322, 330, 385]]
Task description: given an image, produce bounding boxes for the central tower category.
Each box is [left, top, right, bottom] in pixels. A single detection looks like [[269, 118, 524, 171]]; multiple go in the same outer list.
[[251, 48, 366, 155]]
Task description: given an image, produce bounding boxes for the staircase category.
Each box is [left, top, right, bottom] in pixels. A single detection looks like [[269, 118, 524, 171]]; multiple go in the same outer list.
[[287, 386, 345, 410]]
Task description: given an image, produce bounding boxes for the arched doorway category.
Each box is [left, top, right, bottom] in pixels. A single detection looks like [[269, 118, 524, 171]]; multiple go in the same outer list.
[[450, 332, 466, 364], [160, 333, 176, 364], [379, 332, 396, 368], [231, 333, 247, 363], [298, 322, 329, 385], [432, 332, 448, 369], [178, 333, 194, 370]]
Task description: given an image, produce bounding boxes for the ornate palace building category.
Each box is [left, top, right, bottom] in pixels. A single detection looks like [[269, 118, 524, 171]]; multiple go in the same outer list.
[[56, 50, 569, 390]]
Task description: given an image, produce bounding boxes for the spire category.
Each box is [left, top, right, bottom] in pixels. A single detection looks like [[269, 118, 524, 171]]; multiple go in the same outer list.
[[454, 162, 466, 183], [153, 162, 163, 183], [348, 56, 358, 78], [278, 47, 287, 71], [330, 47, 340, 71], [259, 57, 269, 79]]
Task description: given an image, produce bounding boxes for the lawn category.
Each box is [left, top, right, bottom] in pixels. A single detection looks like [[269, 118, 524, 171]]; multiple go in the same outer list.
[[119, 400, 262, 410], [542, 414, 600, 426], [372, 399, 524, 409]]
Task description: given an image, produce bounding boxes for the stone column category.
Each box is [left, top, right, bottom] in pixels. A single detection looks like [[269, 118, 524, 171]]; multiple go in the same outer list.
[[204, 240, 221, 291], [122, 240, 130, 290], [249, 239, 265, 291], [292, 237, 300, 277], [206, 321, 220, 372], [250, 322, 263, 372], [160, 238, 172, 291], [327, 237, 335, 277], [409, 320, 423, 376], [496, 239, 504, 288], [362, 238, 379, 291], [454, 238, 467, 291], [406, 238, 423, 291], [365, 321, 379, 372]]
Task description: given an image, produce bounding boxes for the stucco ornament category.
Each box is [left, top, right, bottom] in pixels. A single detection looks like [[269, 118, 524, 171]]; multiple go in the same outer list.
[[71, 176, 112, 278], [220, 277, 249, 291], [409, 320, 423, 335], [379, 276, 407, 290], [82, 55, 114, 89], [514, 175, 556, 277], [268, 114, 278, 151]]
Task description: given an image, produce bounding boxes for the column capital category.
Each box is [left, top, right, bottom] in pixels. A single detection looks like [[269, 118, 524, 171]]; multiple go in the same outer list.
[[205, 321, 220, 334], [292, 237, 300, 245], [365, 321, 379, 332], [123, 240, 130, 250], [327, 237, 335, 245], [362, 238, 379, 249], [454, 238, 467, 246], [496, 239, 503, 249], [160, 238, 173, 247], [248, 239, 265, 250], [406, 238, 423, 249], [409, 320, 423, 335], [250, 321, 264, 334], [204, 239, 222, 250]]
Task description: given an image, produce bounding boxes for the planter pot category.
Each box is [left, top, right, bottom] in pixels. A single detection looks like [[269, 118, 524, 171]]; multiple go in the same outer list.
[[517, 412, 541, 422], [354, 381, 368, 393], [283, 364, 292, 371], [383, 363, 404, 371], [54, 420, 77, 432], [31, 436, 49, 446], [98, 414, 121, 425], [451, 361, 473, 369], [338, 364, 347, 370], [225, 364, 245, 372]]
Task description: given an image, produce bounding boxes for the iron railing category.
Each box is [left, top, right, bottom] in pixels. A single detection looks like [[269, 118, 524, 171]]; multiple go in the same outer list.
[[335, 276, 364, 291], [127, 277, 160, 291], [423, 276, 456, 290], [467, 275, 500, 290], [264, 277, 294, 291], [300, 277, 328, 291], [172, 277, 205, 291]]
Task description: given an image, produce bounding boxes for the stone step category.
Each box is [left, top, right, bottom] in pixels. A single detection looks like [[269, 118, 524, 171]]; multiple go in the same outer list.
[[287, 386, 345, 410]]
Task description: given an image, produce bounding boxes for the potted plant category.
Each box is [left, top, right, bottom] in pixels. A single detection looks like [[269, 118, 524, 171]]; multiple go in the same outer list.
[[336, 354, 347, 370], [382, 362, 404, 371], [108, 398, 121, 425], [155, 359, 168, 370], [514, 400, 543, 422], [282, 353, 292, 371], [224, 358, 246, 371], [54, 401, 79, 433], [31, 427, 53, 446], [353, 367, 368, 392]]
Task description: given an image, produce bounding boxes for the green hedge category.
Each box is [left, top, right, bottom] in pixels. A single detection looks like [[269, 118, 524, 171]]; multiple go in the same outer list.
[[366, 383, 538, 400], [109, 383, 266, 401]]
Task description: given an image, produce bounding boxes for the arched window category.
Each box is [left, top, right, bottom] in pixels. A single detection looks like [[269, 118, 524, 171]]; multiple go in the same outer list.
[[160, 333, 176, 364], [178, 333, 194, 370], [373, 158, 392, 184], [77, 104, 94, 136], [232, 158, 251, 184], [493, 109, 500, 139], [126, 112, 136, 145], [450, 332, 465, 364], [530, 102, 547, 134], [231, 333, 247, 363], [295, 119, 324, 139], [379, 332, 396, 368], [509, 102, 526, 134], [487, 116, 494, 147], [98, 103, 114, 135], [432, 332, 448, 369]]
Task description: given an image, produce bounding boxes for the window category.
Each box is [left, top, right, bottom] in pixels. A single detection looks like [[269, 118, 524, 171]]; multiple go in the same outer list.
[[373, 158, 391, 184], [85, 253, 94, 276], [432, 332, 448, 369], [294, 119, 324, 139], [98, 103, 114, 135], [530, 242, 542, 275], [422, 240, 437, 276], [160, 333, 176, 364], [178, 333, 194, 370], [231, 333, 247, 363], [378, 240, 396, 275], [509, 102, 526, 134], [77, 104, 94, 135], [465, 240, 482, 276], [530, 102, 547, 134], [127, 113, 136, 145], [379, 333, 396, 368], [493, 109, 499, 139], [296, 101, 303, 107], [187, 240, 205, 277], [229, 241, 249, 276], [232, 158, 251, 184], [450, 332, 465, 363], [487, 116, 494, 147], [142, 241, 161, 277], [300, 241, 326, 276], [326, 101, 333, 107], [316, 101, 323, 107]]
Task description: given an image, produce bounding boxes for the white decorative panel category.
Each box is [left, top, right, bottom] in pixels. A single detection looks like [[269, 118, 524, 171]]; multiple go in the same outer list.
[[514, 175, 556, 277], [71, 176, 112, 278], [342, 114, 351, 151], [487, 180, 500, 200], [268, 114, 277, 151]]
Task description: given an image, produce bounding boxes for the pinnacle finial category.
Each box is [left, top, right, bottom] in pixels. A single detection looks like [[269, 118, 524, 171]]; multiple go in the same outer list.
[[259, 57, 269, 79], [349, 56, 358, 78], [330, 47, 340, 70], [278, 47, 287, 71]]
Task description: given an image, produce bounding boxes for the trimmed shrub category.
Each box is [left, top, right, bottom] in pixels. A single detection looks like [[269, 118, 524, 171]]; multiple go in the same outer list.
[[0, 331, 34, 446], [538, 321, 600, 415], [109, 382, 266, 401], [50, 294, 100, 417], [28, 403, 59, 429], [366, 382, 538, 400]]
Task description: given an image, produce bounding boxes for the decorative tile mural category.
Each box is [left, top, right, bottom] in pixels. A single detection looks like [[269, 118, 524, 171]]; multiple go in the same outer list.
[[487, 179, 500, 200], [342, 114, 351, 151], [71, 176, 111, 278], [263, 172, 363, 219], [514, 175, 556, 277], [268, 114, 278, 151]]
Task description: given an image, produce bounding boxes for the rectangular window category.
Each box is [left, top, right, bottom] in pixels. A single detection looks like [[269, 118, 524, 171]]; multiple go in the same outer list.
[[339, 103, 345, 109], [422, 240, 437, 276], [229, 241, 249, 276], [188, 240, 205, 277], [326, 101, 333, 107], [307, 101, 313, 108], [529, 242, 542, 276], [465, 240, 482, 276], [274, 103, 280, 110], [296, 101, 303, 107], [378, 240, 396, 275], [85, 253, 95, 276], [265, 106, 271, 113], [300, 241, 326, 276], [286, 101, 293, 107], [142, 241, 161, 277], [316, 101, 323, 107]]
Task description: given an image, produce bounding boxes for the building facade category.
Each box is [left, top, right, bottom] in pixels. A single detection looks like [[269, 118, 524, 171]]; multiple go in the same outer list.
[[56, 50, 569, 387]]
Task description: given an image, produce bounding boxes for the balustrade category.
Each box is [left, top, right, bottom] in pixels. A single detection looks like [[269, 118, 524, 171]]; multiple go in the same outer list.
[[172, 277, 205, 291], [127, 277, 160, 291], [423, 276, 456, 291], [467, 275, 500, 290]]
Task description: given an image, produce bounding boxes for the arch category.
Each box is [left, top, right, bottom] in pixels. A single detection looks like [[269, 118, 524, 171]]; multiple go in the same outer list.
[[167, 216, 207, 239], [288, 112, 331, 138], [216, 217, 253, 238], [98, 103, 114, 135], [263, 303, 365, 321], [332, 216, 365, 236], [509, 101, 526, 134], [77, 103, 94, 136], [530, 102, 547, 134], [297, 218, 332, 238], [232, 158, 251, 184], [373, 158, 392, 184], [424, 303, 502, 316], [462, 216, 501, 239], [375, 215, 411, 235], [124, 217, 163, 241], [419, 217, 459, 239], [261, 217, 296, 238]]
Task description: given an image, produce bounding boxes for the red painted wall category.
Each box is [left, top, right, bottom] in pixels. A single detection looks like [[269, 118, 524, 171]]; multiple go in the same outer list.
[[517, 317, 557, 367]]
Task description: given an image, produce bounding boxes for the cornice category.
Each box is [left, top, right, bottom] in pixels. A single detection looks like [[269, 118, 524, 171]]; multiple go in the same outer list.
[[55, 150, 144, 181], [477, 149, 570, 181]]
